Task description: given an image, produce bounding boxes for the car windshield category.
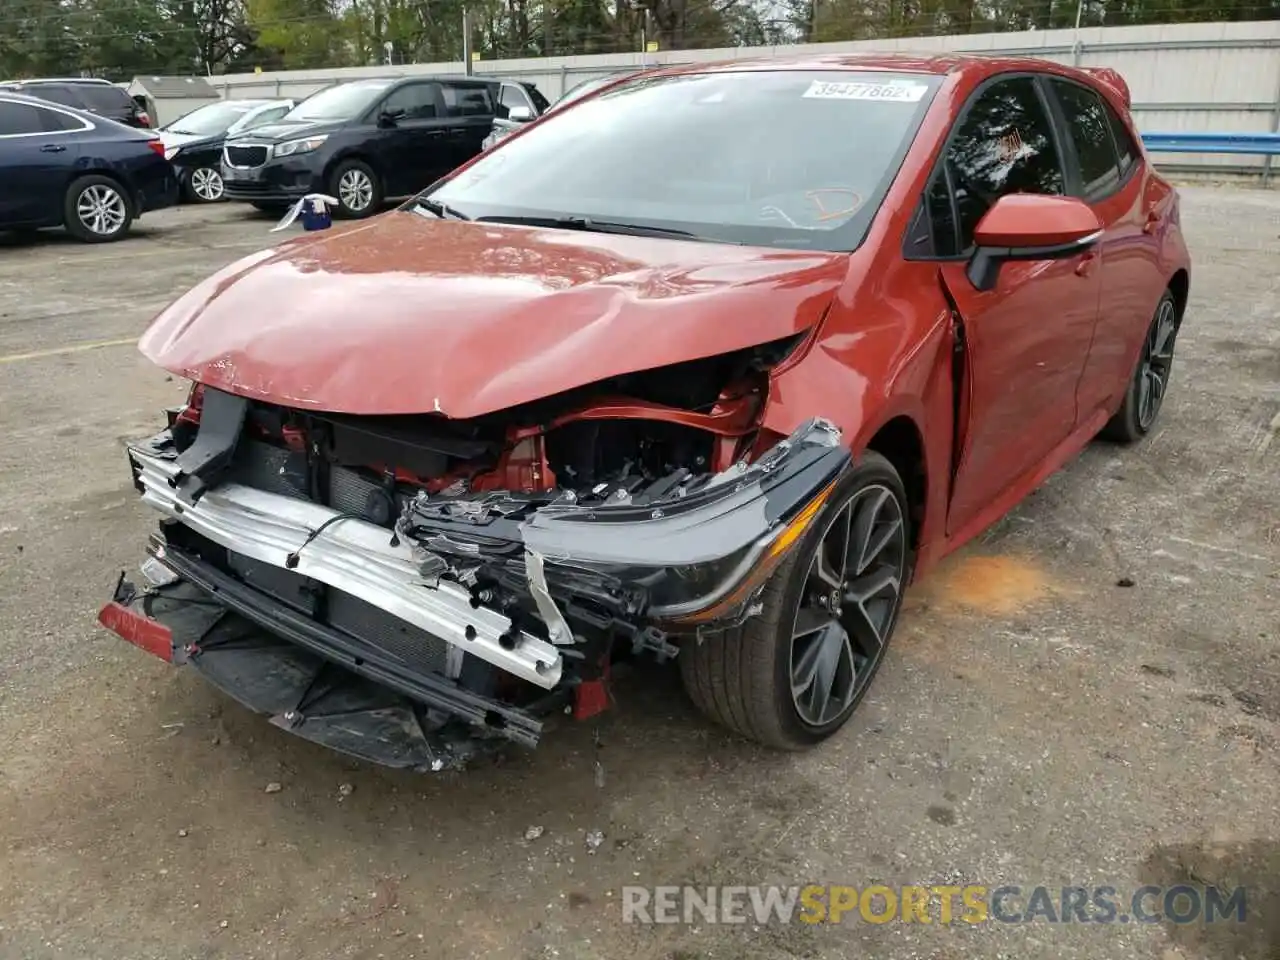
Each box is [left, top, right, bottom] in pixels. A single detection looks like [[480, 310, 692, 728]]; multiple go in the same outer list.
[[285, 81, 391, 122], [164, 101, 260, 136], [552, 75, 621, 111], [426, 70, 939, 251]]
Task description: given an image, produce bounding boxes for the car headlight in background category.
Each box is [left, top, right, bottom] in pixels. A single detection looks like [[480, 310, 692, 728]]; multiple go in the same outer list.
[[274, 135, 329, 158], [164, 146, 181, 161]]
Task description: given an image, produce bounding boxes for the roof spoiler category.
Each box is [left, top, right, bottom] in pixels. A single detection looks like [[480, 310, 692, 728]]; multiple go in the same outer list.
[[1083, 67, 1131, 109]]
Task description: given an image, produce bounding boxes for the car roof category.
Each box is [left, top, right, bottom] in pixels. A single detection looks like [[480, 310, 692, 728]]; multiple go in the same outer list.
[[1, 77, 115, 86], [657, 51, 1097, 82]]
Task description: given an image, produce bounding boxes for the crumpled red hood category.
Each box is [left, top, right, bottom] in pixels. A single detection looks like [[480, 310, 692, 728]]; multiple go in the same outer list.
[[139, 211, 850, 417]]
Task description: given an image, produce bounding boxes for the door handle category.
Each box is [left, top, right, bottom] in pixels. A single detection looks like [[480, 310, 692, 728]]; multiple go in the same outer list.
[[1074, 251, 1098, 277], [39, 143, 66, 153], [1143, 209, 1162, 234]]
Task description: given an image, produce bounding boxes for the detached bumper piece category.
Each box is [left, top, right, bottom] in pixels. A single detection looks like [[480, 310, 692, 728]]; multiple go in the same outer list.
[[101, 572, 537, 767]]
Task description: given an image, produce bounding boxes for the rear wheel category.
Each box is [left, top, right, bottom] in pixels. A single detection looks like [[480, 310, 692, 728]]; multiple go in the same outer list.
[[64, 175, 133, 242], [680, 452, 909, 749], [186, 167, 225, 203], [1100, 289, 1179, 443], [329, 160, 382, 219]]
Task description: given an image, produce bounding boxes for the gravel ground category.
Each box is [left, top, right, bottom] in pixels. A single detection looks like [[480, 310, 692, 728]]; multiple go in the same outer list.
[[0, 191, 1276, 960]]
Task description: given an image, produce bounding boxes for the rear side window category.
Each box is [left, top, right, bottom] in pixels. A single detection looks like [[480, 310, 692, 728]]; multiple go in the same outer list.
[[36, 106, 86, 132], [1050, 79, 1120, 197], [0, 101, 46, 135], [524, 84, 550, 113], [443, 84, 494, 118], [1106, 106, 1139, 177], [75, 84, 133, 112], [943, 76, 1065, 251]]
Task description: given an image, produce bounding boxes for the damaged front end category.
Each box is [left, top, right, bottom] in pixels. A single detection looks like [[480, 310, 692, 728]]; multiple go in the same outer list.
[[101, 344, 851, 769]]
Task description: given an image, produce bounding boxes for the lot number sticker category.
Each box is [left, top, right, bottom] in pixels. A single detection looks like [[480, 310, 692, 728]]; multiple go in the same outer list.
[[803, 80, 928, 102]]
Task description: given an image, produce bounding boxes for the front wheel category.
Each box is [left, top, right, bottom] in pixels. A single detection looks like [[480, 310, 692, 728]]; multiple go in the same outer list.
[[329, 160, 382, 219], [680, 452, 910, 749], [64, 175, 133, 242], [186, 167, 225, 203], [1100, 290, 1179, 443]]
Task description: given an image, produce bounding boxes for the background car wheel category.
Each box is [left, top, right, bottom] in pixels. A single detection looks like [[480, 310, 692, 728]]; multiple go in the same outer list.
[[680, 451, 910, 749], [186, 167, 225, 203], [63, 175, 133, 242], [329, 160, 382, 218], [1100, 289, 1179, 443]]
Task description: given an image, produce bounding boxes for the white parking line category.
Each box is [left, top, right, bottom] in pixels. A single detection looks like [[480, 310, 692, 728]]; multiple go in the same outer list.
[[0, 337, 137, 365]]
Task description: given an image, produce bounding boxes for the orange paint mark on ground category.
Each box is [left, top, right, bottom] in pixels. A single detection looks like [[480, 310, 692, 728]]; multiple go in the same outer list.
[[920, 553, 1060, 617]]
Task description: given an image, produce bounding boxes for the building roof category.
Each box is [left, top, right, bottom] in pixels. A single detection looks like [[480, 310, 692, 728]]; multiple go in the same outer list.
[[128, 75, 219, 99]]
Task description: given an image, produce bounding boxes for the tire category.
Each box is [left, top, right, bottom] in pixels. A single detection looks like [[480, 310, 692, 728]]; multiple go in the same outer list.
[[680, 451, 910, 749], [1099, 289, 1179, 443], [185, 166, 225, 203], [329, 159, 382, 219], [63, 175, 133, 242]]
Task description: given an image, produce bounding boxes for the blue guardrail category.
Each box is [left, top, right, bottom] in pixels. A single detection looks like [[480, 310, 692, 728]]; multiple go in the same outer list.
[[1141, 132, 1280, 156]]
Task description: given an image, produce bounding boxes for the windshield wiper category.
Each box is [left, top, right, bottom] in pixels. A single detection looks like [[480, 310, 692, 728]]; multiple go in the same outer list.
[[414, 198, 471, 221], [477, 214, 700, 241]]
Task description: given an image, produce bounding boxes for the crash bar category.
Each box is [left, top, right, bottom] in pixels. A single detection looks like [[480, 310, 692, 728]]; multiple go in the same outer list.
[[1141, 132, 1280, 156]]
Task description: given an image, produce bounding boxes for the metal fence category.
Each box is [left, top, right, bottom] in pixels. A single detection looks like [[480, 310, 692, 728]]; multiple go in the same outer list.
[[208, 19, 1280, 179]]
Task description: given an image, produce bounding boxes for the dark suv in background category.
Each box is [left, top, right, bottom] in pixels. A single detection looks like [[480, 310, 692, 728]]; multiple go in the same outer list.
[[220, 75, 543, 218], [0, 78, 151, 128]]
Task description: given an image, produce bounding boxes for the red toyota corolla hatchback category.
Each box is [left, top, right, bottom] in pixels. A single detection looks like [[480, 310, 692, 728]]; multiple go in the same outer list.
[[101, 54, 1189, 769]]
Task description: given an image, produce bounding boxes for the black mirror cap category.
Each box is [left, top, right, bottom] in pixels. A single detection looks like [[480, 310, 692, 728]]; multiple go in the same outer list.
[[965, 232, 1101, 292]]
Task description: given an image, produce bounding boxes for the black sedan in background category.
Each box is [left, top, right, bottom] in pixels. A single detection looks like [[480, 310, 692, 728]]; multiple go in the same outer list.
[[159, 98, 294, 203], [221, 76, 536, 218], [0, 91, 177, 242]]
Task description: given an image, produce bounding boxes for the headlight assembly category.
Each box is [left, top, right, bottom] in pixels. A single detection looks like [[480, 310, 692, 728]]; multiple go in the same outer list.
[[274, 135, 329, 158]]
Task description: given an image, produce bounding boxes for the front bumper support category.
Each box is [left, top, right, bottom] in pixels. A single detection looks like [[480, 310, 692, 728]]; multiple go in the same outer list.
[[129, 442, 563, 690]]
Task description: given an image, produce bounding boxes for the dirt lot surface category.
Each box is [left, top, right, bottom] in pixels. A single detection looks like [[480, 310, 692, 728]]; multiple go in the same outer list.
[[0, 192, 1276, 960]]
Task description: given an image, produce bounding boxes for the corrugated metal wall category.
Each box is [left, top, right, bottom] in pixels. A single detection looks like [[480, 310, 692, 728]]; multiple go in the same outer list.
[[207, 20, 1280, 174]]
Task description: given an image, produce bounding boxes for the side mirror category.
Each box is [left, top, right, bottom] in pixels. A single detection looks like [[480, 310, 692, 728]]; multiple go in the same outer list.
[[507, 105, 534, 122], [966, 195, 1103, 292], [377, 110, 399, 128]]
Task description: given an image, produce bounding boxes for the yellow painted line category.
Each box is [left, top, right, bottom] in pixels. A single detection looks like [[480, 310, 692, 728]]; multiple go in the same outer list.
[[0, 336, 137, 365]]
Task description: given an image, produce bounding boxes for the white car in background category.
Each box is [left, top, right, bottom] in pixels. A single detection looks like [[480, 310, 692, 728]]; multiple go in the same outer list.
[[158, 99, 296, 202], [480, 71, 648, 151]]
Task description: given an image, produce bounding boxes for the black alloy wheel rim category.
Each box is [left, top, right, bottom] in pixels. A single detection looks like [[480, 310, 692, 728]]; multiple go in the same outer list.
[[788, 483, 906, 728], [1138, 298, 1177, 430]]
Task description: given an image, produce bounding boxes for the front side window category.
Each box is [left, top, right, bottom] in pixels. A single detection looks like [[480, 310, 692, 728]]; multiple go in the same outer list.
[[945, 76, 1065, 250], [425, 70, 940, 251], [382, 83, 440, 121], [1051, 79, 1120, 197], [499, 84, 531, 114]]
